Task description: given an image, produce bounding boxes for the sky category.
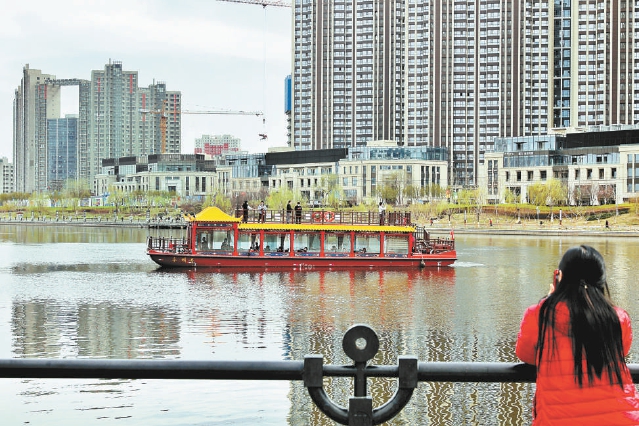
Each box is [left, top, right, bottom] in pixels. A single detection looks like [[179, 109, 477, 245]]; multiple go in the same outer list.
[[0, 0, 292, 162]]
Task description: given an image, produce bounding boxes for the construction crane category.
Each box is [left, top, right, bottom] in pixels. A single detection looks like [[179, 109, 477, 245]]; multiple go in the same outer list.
[[215, 0, 291, 7], [215, 0, 290, 143], [140, 104, 264, 153]]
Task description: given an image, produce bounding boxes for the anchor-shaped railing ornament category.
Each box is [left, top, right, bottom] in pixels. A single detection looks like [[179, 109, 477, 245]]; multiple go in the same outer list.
[[304, 324, 418, 425]]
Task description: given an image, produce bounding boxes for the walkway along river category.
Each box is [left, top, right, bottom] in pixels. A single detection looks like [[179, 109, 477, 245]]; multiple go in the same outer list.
[[1, 224, 639, 425]]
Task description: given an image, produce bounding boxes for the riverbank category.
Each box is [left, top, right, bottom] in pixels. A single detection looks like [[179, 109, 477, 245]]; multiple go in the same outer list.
[[427, 215, 639, 237], [0, 216, 186, 229], [4, 216, 639, 238]]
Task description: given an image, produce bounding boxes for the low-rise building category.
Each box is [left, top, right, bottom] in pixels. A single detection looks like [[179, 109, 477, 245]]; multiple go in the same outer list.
[[481, 126, 639, 205], [95, 154, 219, 198]]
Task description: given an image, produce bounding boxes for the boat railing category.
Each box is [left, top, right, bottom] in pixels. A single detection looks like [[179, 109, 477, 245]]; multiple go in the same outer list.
[[412, 226, 455, 253], [234, 208, 412, 227], [147, 236, 190, 253]]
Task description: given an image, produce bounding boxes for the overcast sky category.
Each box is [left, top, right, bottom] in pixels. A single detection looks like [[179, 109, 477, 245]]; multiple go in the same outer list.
[[1, 0, 292, 162]]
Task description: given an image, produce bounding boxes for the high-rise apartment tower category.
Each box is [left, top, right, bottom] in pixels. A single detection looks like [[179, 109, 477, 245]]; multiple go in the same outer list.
[[290, 1, 639, 187], [88, 61, 182, 184]]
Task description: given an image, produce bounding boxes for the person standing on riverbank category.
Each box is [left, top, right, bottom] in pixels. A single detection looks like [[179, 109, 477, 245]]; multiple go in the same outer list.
[[516, 245, 639, 424]]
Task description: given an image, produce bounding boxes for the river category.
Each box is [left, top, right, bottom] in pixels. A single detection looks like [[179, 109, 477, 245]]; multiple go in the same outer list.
[[1, 224, 638, 425]]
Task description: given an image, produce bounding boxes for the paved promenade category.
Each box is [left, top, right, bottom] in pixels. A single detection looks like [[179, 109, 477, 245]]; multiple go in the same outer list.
[[429, 221, 639, 237]]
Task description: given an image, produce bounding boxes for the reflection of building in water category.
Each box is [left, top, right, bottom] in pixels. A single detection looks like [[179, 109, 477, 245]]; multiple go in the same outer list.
[[284, 268, 531, 425], [12, 301, 181, 358], [12, 302, 77, 357], [77, 304, 180, 358]]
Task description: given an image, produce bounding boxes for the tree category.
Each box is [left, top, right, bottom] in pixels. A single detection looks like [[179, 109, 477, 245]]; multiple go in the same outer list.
[[266, 188, 295, 212], [455, 189, 475, 206], [28, 192, 49, 216], [376, 183, 398, 205], [598, 184, 615, 205], [320, 175, 343, 209], [423, 183, 445, 201], [205, 192, 232, 213], [527, 183, 547, 207], [545, 179, 567, 220], [63, 179, 92, 210], [504, 188, 520, 204], [404, 184, 420, 205]]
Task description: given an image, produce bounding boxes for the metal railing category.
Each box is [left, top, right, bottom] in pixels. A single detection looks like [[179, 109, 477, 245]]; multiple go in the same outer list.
[[234, 209, 412, 227], [2, 324, 638, 425]]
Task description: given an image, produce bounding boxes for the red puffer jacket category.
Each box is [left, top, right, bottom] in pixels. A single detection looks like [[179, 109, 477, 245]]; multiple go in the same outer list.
[[516, 301, 639, 425]]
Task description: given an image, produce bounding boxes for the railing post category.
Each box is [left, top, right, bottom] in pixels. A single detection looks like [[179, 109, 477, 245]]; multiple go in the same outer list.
[[304, 324, 418, 425], [349, 397, 373, 426]]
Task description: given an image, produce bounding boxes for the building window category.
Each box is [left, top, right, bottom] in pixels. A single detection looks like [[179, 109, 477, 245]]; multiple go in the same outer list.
[[612, 168, 617, 178], [527, 171, 533, 181], [575, 169, 580, 179], [587, 169, 592, 179], [599, 169, 604, 179], [517, 171, 522, 182], [540, 170, 547, 181]]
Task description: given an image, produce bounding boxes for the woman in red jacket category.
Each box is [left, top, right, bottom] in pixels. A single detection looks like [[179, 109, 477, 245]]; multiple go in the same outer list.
[[516, 245, 639, 425]]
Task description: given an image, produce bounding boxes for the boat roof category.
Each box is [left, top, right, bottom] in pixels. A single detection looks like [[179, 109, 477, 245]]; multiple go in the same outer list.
[[237, 223, 415, 233], [189, 207, 242, 223]]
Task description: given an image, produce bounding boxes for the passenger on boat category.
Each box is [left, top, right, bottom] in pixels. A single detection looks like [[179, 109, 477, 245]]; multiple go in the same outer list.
[[378, 201, 386, 225], [258, 201, 267, 223], [286, 201, 292, 224], [277, 246, 284, 252], [242, 201, 250, 223], [294, 202, 302, 223], [358, 247, 367, 253], [221, 238, 230, 250], [264, 245, 271, 252]]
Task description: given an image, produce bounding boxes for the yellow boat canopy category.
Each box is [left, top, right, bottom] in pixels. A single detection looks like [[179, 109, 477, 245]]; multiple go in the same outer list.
[[238, 223, 415, 233], [188, 207, 242, 223]]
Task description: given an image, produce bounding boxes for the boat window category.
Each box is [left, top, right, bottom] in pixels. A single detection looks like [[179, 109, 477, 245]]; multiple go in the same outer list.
[[293, 232, 321, 253], [384, 234, 409, 254], [264, 233, 289, 252], [355, 234, 380, 254], [324, 233, 351, 253], [238, 232, 260, 252], [197, 229, 234, 251]]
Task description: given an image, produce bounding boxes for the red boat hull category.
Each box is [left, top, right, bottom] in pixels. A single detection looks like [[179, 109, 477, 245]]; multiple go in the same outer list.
[[147, 250, 456, 269]]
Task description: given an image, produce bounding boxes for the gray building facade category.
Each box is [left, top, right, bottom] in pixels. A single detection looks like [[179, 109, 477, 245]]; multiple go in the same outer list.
[[290, 1, 639, 188]]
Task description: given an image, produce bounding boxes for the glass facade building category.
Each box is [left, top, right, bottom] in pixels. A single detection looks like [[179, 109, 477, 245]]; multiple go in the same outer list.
[[47, 116, 78, 190]]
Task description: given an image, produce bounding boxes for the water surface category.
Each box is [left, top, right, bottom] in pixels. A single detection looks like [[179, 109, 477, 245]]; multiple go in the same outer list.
[[1, 225, 638, 425]]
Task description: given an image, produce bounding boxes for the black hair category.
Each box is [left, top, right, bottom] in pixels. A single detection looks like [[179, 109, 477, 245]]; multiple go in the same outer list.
[[536, 245, 625, 388]]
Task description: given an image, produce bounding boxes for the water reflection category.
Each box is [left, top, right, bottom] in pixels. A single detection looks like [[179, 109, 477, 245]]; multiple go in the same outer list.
[[3, 228, 639, 424], [12, 301, 180, 358]]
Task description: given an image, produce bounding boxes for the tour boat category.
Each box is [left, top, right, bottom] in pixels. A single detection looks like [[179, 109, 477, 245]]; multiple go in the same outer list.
[[146, 207, 456, 269]]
